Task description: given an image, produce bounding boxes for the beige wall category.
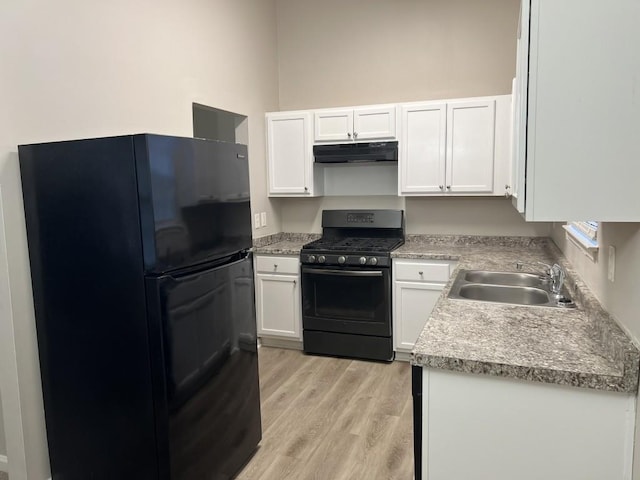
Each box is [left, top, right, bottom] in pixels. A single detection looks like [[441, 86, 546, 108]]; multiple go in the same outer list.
[[279, 196, 551, 236], [406, 198, 550, 236], [275, 0, 550, 237], [279, 196, 405, 232], [552, 223, 640, 343], [551, 223, 640, 478], [0, 0, 280, 477], [0, 394, 5, 458], [276, 0, 520, 110]]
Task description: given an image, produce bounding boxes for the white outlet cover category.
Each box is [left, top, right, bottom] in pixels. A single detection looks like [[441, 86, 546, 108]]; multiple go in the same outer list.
[[261, 212, 267, 227], [254, 213, 261, 229], [608, 245, 616, 282]]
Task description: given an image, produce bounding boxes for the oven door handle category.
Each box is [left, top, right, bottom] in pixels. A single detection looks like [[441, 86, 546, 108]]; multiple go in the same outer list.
[[302, 268, 384, 277]]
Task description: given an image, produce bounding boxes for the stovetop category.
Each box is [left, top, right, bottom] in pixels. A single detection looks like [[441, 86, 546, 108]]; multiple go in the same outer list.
[[301, 236, 404, 253], [300, 236, 404, 267]]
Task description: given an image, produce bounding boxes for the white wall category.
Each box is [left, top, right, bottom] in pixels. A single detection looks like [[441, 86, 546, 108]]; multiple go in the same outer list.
[[0, 0, 280, 478], [274, 0, 551, 237]]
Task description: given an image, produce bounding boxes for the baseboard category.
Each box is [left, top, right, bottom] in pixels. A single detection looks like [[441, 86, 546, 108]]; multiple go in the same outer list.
[[394, 350, 412, 362], [259, 336, 303, 351], [0, 454, 8, 472]]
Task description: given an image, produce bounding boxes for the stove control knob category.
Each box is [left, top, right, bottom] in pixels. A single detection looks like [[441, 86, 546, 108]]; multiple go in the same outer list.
[[318, 255, 326, 264], [359, 256, 367, 265], [338, 256, 346, 265], [307, 255, 316, 263], [369, 257, 378, 266]]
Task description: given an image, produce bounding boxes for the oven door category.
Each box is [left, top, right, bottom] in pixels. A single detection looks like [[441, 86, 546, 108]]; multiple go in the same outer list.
[[301, 265, 391, 337]]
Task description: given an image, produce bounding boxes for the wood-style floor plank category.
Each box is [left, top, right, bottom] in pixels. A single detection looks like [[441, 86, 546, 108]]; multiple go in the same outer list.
[[237, 347, 414, 480]]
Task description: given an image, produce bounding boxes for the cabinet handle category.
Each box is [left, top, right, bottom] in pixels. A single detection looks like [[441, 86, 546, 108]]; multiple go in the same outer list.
[[274, 264, 278, 270], [304, 186, 308, 192], [293, 280, 297, 286], [439, 185, 444, 190], [353, 132, 358, 139], [347, 132, 352, 138], [418, 271, 424, 275], [446, 185, 451, 190]]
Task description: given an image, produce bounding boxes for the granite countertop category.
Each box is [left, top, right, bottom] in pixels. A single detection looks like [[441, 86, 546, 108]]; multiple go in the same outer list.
[[396, 235, 639, 393], [253, 232, 320, 255]]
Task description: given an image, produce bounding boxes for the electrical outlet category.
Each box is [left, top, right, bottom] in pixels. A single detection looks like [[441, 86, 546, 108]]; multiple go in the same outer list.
[[261, 212, 267, 227], [254, 213, 261, 229], [608, 245, 616, 282]]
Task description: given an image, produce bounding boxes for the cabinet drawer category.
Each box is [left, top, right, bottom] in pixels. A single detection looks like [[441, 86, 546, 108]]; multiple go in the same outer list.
[[394, 261, 454, 283], [256, 255, 299, 275]]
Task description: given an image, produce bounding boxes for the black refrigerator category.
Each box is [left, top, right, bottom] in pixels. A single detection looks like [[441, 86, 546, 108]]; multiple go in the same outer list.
[[19, 134, 261, 480]]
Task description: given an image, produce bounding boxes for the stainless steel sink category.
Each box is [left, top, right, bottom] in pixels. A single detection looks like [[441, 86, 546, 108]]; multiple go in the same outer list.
[[457, 284, 550, 305], [448, 269, 576, 308], [463, 270, 547, 288]]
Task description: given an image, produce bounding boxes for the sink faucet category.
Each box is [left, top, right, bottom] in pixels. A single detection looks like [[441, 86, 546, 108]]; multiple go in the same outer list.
[[516, 261, 565, 294], [549, 264, 565, 295]]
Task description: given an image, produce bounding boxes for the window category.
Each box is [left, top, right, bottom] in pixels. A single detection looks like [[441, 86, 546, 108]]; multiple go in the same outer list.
[[562, 221, 599, 261]]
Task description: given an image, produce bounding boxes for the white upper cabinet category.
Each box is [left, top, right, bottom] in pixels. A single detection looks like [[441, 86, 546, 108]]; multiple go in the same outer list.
[[314, 109, 353, 142], [314, 104, 397, 143], [446, 100, 496, 193], [400, 96, 510, 196], [399, 103, 447, 193], [266, 111, 318, 197], [516, 0, 640, 221]]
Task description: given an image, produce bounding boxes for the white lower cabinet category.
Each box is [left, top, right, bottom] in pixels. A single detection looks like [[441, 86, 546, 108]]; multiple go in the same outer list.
[[254, 255, 302, 343], [420, 368, 635, 480], [393, 259, 456, 358]]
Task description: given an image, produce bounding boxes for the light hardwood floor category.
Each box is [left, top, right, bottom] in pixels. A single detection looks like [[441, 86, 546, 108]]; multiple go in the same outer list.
[[236, 347, 414, 480]]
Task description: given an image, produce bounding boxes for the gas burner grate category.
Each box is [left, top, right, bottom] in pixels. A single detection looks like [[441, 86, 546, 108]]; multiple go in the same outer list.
[[302, 236, 404, 253]]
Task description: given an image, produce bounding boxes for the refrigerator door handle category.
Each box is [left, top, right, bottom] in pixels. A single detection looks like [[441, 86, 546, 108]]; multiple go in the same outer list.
[[163, 252, 252, 281]]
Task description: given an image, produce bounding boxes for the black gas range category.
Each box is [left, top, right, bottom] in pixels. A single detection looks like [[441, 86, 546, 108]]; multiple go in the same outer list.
[[300, 210, 405, 362]]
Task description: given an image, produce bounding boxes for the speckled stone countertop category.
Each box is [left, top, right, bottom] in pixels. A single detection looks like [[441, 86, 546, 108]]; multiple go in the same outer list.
[[253, 232, 320, 255], [396, 235, 639, 393]]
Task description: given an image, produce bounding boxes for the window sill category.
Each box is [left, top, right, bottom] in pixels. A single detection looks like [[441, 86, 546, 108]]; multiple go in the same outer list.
[[562, 224, 598, 262]]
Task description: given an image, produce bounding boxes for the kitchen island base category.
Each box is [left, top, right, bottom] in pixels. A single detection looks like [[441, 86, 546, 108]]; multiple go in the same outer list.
[[414, 367, 635, 480]]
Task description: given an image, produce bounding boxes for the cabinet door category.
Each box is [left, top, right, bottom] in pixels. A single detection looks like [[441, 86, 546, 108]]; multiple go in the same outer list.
[[255, 273, 301, 339], [353, 105, 397, 140], [446, 100, 496, 193], [399, 103, 447, 194], [511, 0, 529, 213], [523, 0, 640, 221], [266, 112, 312, 195], [394, 281, 445, 352], [314, 109, 353, 142]]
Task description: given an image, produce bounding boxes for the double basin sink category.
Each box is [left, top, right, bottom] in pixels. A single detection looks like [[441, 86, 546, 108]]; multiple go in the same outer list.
[[448, 270, 576, 308]]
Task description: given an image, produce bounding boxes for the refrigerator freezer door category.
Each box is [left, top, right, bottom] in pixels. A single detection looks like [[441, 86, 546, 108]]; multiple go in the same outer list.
[[146, 254, 261, 479], [136, 135, 253, 274]]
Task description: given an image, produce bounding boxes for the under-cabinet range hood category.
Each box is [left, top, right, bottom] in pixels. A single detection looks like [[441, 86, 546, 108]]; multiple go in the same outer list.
[[313, 141, 398, 163]]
